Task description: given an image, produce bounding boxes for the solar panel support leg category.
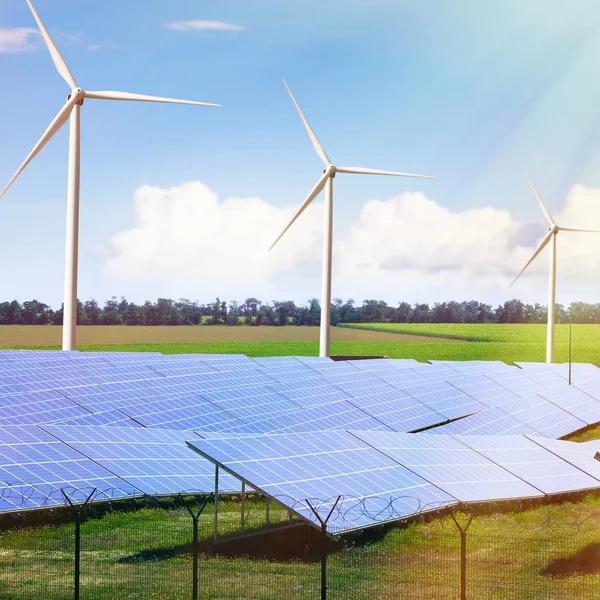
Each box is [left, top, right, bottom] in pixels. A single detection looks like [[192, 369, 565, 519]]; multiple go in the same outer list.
[[213, 465, 219, 543], [241, 481, 245, 534], [266, 496, 270, 526]]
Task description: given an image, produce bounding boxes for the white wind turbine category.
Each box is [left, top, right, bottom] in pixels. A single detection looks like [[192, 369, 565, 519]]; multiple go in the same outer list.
[[270, 79, 435, 358], [510, 169, 600, 363], [1, 0, 219, 351]]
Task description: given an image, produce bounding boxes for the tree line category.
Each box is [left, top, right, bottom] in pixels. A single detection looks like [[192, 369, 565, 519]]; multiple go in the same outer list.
[[1, 297, 599, 326]]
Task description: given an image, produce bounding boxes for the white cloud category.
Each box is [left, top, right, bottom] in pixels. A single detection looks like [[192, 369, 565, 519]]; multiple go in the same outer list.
[[86, 43, 118, 52], [0, 28, 39, 53], [97, 182, 323, 301], [97, 181, 600, 305], [166, 20, 245, 32]]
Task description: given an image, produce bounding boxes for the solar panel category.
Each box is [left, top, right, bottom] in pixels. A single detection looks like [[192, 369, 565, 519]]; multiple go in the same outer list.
[[0, 425, 138, 510], [454, 434, 600, 495], [537, 387, 600, 426], [187, 430, 455, 533], [496, 395, 587, 438], [42, 425, 238, 494], [225, 400, 392, 434], [348, 393, 448, 432], [527, 436, 600, 484], [421, 408, 537, 436], [0, 390, 91, 426], [352, 431, 542, 502]]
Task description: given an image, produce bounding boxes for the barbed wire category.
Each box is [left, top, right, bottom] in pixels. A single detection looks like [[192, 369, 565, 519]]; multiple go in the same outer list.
[[3, 481, 600, 538]]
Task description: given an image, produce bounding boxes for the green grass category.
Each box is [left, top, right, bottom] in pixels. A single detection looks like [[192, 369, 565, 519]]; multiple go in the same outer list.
[[3, 498, 600, 599], [3, 323, 599, 365], [338, 323, 600, 365]]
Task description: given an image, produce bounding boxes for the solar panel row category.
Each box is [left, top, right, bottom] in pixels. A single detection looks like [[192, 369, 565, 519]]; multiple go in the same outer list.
[[2, 352, 600, 442], [0, 424, 238, 512], [187, 430, 600, 534]]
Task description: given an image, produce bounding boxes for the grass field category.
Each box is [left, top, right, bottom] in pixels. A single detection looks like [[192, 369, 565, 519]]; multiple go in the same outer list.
[[2, 497, 600, 599], [1, 322, 598, 365]]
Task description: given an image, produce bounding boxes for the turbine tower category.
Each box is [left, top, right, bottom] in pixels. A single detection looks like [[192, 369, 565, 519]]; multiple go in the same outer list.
[[510, 169, 600, 363], [270, 79, 435, 358], [1, 0, 219, 351]]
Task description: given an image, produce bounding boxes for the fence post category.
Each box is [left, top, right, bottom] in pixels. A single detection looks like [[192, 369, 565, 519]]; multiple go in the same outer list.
[[306, 496, 341, 600], [213, 465, 219, 543], [61, 488, 96, 600], [184, 495, 211, 600], [74, 509, 81, 600], [241, 481, 245, 534], [450, 508, 474, 600]]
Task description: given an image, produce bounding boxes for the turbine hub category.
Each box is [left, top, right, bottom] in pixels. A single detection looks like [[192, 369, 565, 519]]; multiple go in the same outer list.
[[67, 88, 85, 105], [325, 164, 337, 177]]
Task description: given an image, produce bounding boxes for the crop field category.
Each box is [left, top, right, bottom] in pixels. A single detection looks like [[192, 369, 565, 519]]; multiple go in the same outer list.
[[3, 496, 600, 599], [0, 325, 455, 348], [1, 323, 599, 365]]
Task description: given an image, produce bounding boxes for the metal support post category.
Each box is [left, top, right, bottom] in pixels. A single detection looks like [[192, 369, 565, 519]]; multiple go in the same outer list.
[[450, 508, 474, 600], [241, 481, 245, 534], [266, 495, 270, 526], [184, 495, 211, 600], [61, 488, 96, 600], [213, 465, 219, 543], [306, 496, 341, 600], [74, 509, 81, 600]]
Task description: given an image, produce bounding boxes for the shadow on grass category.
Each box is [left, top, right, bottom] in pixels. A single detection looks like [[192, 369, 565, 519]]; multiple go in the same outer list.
[[119, 523, 392, 564], [542, 543, 600, 577]]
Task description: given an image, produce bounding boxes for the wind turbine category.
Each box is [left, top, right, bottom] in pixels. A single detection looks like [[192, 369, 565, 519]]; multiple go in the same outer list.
[[270, 79, 435, 358], [510, 169, 600, 363], [1, 0, 219, 351]]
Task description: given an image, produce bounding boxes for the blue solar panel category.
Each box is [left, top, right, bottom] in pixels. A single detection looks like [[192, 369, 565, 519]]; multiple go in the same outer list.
[[537, 387, 600, 426], [348, 393, 448, 432], [225, 400, 392, 434], [0, 390, 91, 426], [187, 430, 455, 533], [0, 425, 138, 510], [422, 409, 537, 436], [454, 434, 600, 495], [42, 425, 238, 494], [353, 431, 543, 502]]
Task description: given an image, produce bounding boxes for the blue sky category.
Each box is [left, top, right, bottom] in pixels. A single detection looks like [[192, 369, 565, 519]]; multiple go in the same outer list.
[[1, 0, 600, 308]]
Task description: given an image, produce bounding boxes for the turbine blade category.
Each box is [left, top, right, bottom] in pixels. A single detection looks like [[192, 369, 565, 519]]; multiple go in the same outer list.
[[558, 226, 600, 234], [522, 167, 554, 226], [85, 90, 220, 107], [0, 100, 75, 199], [283, 79, 330, 166], [509, 230, 554, 287], [269, 172, 330, 251], [337, 166, 436, 179], [25, 0, 77, 88]]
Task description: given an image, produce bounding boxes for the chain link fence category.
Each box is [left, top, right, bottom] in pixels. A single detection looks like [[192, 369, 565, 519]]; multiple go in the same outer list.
[[2, 485, 600, 599]]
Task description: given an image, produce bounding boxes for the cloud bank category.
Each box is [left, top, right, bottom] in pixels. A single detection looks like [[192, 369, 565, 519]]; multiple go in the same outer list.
[[96, 181, 600, 305]]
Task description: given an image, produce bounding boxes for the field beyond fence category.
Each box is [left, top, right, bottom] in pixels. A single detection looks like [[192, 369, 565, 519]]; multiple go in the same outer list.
[[3, 493, 600, 599]]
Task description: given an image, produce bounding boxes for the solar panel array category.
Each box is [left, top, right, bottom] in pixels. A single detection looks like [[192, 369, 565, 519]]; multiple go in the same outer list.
[[187, 430, 600, 533], [2, 350, 600, 533]]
